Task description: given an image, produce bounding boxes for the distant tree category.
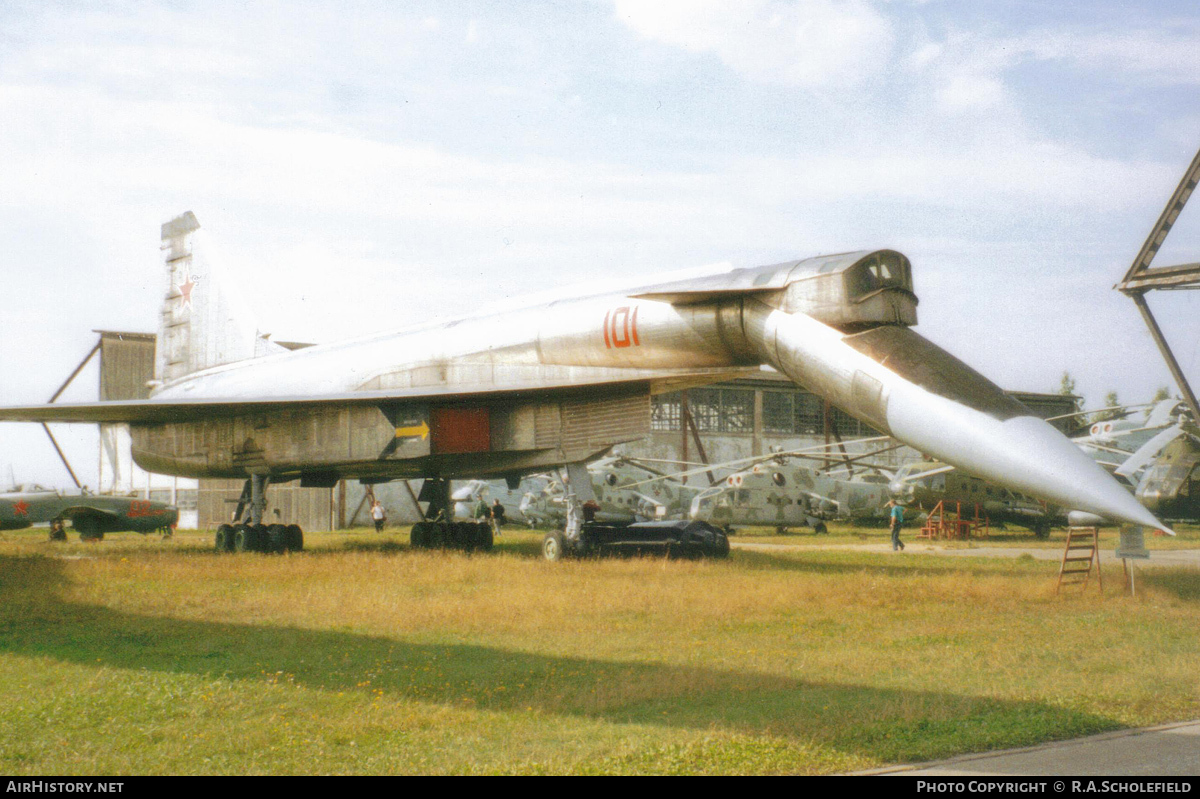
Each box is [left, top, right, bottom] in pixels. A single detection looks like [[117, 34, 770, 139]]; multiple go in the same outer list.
[[1059, 371, 1082, 413], [1145, 386, 1173, 419], [1091, 390, 1127, 423]]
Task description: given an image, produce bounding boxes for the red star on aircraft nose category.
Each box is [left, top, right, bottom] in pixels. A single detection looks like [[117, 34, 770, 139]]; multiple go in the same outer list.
[[12, 501, 29, 515], [178, 275, 196, 308]]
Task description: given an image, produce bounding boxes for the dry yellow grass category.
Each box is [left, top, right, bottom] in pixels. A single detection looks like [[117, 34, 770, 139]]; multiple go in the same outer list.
[[1, 526, 1198, 774]]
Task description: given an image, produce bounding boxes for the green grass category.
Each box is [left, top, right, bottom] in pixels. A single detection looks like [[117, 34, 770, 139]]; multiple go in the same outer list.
[[1, 526, 1198, 774]]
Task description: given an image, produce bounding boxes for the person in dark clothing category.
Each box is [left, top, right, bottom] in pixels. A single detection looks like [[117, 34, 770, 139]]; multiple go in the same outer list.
[[490, 499, 506, 535], [887, 499, 905, 551]]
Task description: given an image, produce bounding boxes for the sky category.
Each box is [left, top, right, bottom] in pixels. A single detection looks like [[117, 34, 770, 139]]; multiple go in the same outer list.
[[2, 0, 1200, 487]]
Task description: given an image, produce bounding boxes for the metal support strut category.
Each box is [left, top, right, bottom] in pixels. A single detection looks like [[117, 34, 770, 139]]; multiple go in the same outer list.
[[562, 461, 598, 541], [248, 474, 269, 526]]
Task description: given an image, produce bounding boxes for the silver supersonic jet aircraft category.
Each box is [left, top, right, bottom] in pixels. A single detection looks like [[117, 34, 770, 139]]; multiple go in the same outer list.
[[0, 212, 1167, 553]]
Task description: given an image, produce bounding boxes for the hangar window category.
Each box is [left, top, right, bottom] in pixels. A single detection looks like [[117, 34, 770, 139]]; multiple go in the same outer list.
[[830, 405, 880, 438], [795, 393, 824, 434], [763, 391, 795, 434], [651, 394, 681, 431], [688, 388, 753, 434]]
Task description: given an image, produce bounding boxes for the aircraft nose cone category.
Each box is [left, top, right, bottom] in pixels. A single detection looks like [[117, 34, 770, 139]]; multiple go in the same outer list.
[[887, 384, 1171, 532]]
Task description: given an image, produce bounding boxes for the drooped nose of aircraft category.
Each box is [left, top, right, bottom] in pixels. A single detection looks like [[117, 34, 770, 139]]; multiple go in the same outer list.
[[884, 365, 1172, 533], [750, 308, 1172, 533]]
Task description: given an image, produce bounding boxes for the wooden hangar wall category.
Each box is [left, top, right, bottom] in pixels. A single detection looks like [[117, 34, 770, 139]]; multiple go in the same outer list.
[[94, 331, 200, 528]]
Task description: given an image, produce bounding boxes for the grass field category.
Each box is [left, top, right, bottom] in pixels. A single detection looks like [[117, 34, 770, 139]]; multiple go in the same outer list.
[[1, 525, 1198, 775]]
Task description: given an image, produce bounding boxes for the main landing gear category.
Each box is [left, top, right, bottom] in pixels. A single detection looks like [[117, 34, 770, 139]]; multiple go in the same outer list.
[[215, 522, 304, 554], [214, 474, 305, 554], [410, 477, 493, 552], [410, 520, 493, 552]]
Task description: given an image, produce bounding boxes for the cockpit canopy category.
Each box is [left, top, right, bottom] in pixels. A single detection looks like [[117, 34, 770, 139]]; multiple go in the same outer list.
[[630, 248, 919, 331], [781, 250, 918, 331], [843, 251, 912, 301]]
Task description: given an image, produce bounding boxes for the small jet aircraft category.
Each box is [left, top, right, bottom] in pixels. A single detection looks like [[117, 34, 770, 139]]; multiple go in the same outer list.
[[0, 484, 178, 540], [0, 212, 1166, 558]]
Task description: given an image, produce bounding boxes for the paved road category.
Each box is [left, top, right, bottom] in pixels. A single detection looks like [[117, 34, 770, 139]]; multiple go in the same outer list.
[[731, 541, 1200, 569], [854, 720, 1200, 776]]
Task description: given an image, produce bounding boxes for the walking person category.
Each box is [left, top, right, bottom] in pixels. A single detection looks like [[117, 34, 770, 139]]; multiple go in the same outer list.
[[887, 499, 905, 551], [371, 499, 387, 533], [490, 498, 506, 536]]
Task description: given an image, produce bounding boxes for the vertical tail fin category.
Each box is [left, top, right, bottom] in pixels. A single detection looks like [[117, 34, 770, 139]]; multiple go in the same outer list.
[[157, 212, 284, 383]]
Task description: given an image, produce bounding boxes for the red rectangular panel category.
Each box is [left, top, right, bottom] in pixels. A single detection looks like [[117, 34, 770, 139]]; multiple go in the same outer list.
[[430, 407, 491, 454]]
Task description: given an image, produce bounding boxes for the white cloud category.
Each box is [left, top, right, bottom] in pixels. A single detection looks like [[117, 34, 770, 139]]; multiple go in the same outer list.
[[1014, 27, 1200, 85], [612, 0, 894, 88]]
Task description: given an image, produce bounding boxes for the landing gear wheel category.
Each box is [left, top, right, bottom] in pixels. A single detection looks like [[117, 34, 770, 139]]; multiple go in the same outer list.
[[543, 530, 567, 562], [447, 522, 468, 550], [215, 524, 236, 552], [813, 522, 828, 535], [475, 523, 494, 552], [233, 524, 254, 553], [710, 531, 731, 558], [410, 523, 428, 549], [1033, 521, 1051, 540], [267, 524, 289, 554], [253, 524, 271, 552], [285, 525, 304, 552]]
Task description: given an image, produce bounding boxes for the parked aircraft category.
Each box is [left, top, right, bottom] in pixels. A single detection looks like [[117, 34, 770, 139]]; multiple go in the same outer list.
[[1133, 433, 1200, 522], [0, 484, 178, 540], [689, 458, 889, 533], [514, 456, 706, 526], [1071, 400, 1186, 473], [886, 463, 1063, 538], [0, 212, 1166, 557]]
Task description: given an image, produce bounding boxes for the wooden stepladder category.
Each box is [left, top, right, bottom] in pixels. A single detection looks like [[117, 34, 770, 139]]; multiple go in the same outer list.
[[1057, 526, 1103, 594]]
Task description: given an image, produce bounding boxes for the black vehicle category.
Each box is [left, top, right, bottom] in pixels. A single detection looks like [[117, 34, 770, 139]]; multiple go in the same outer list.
[[542, 520, 730, 561]]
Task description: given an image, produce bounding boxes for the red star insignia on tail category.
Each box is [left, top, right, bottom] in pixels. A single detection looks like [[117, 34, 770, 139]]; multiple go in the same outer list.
[[12, 501, 29, 516], [179, 275, 196, 309]]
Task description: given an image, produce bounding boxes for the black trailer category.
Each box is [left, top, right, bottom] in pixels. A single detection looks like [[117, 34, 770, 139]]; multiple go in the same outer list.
[[542, 520, 730, 561]]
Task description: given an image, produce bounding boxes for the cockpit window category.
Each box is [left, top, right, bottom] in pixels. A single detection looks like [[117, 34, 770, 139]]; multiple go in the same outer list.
[[845, 252, 911, 300]]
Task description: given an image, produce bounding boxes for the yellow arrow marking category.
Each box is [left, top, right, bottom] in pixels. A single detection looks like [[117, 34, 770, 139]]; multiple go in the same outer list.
[[394, 420, 430, 440]]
